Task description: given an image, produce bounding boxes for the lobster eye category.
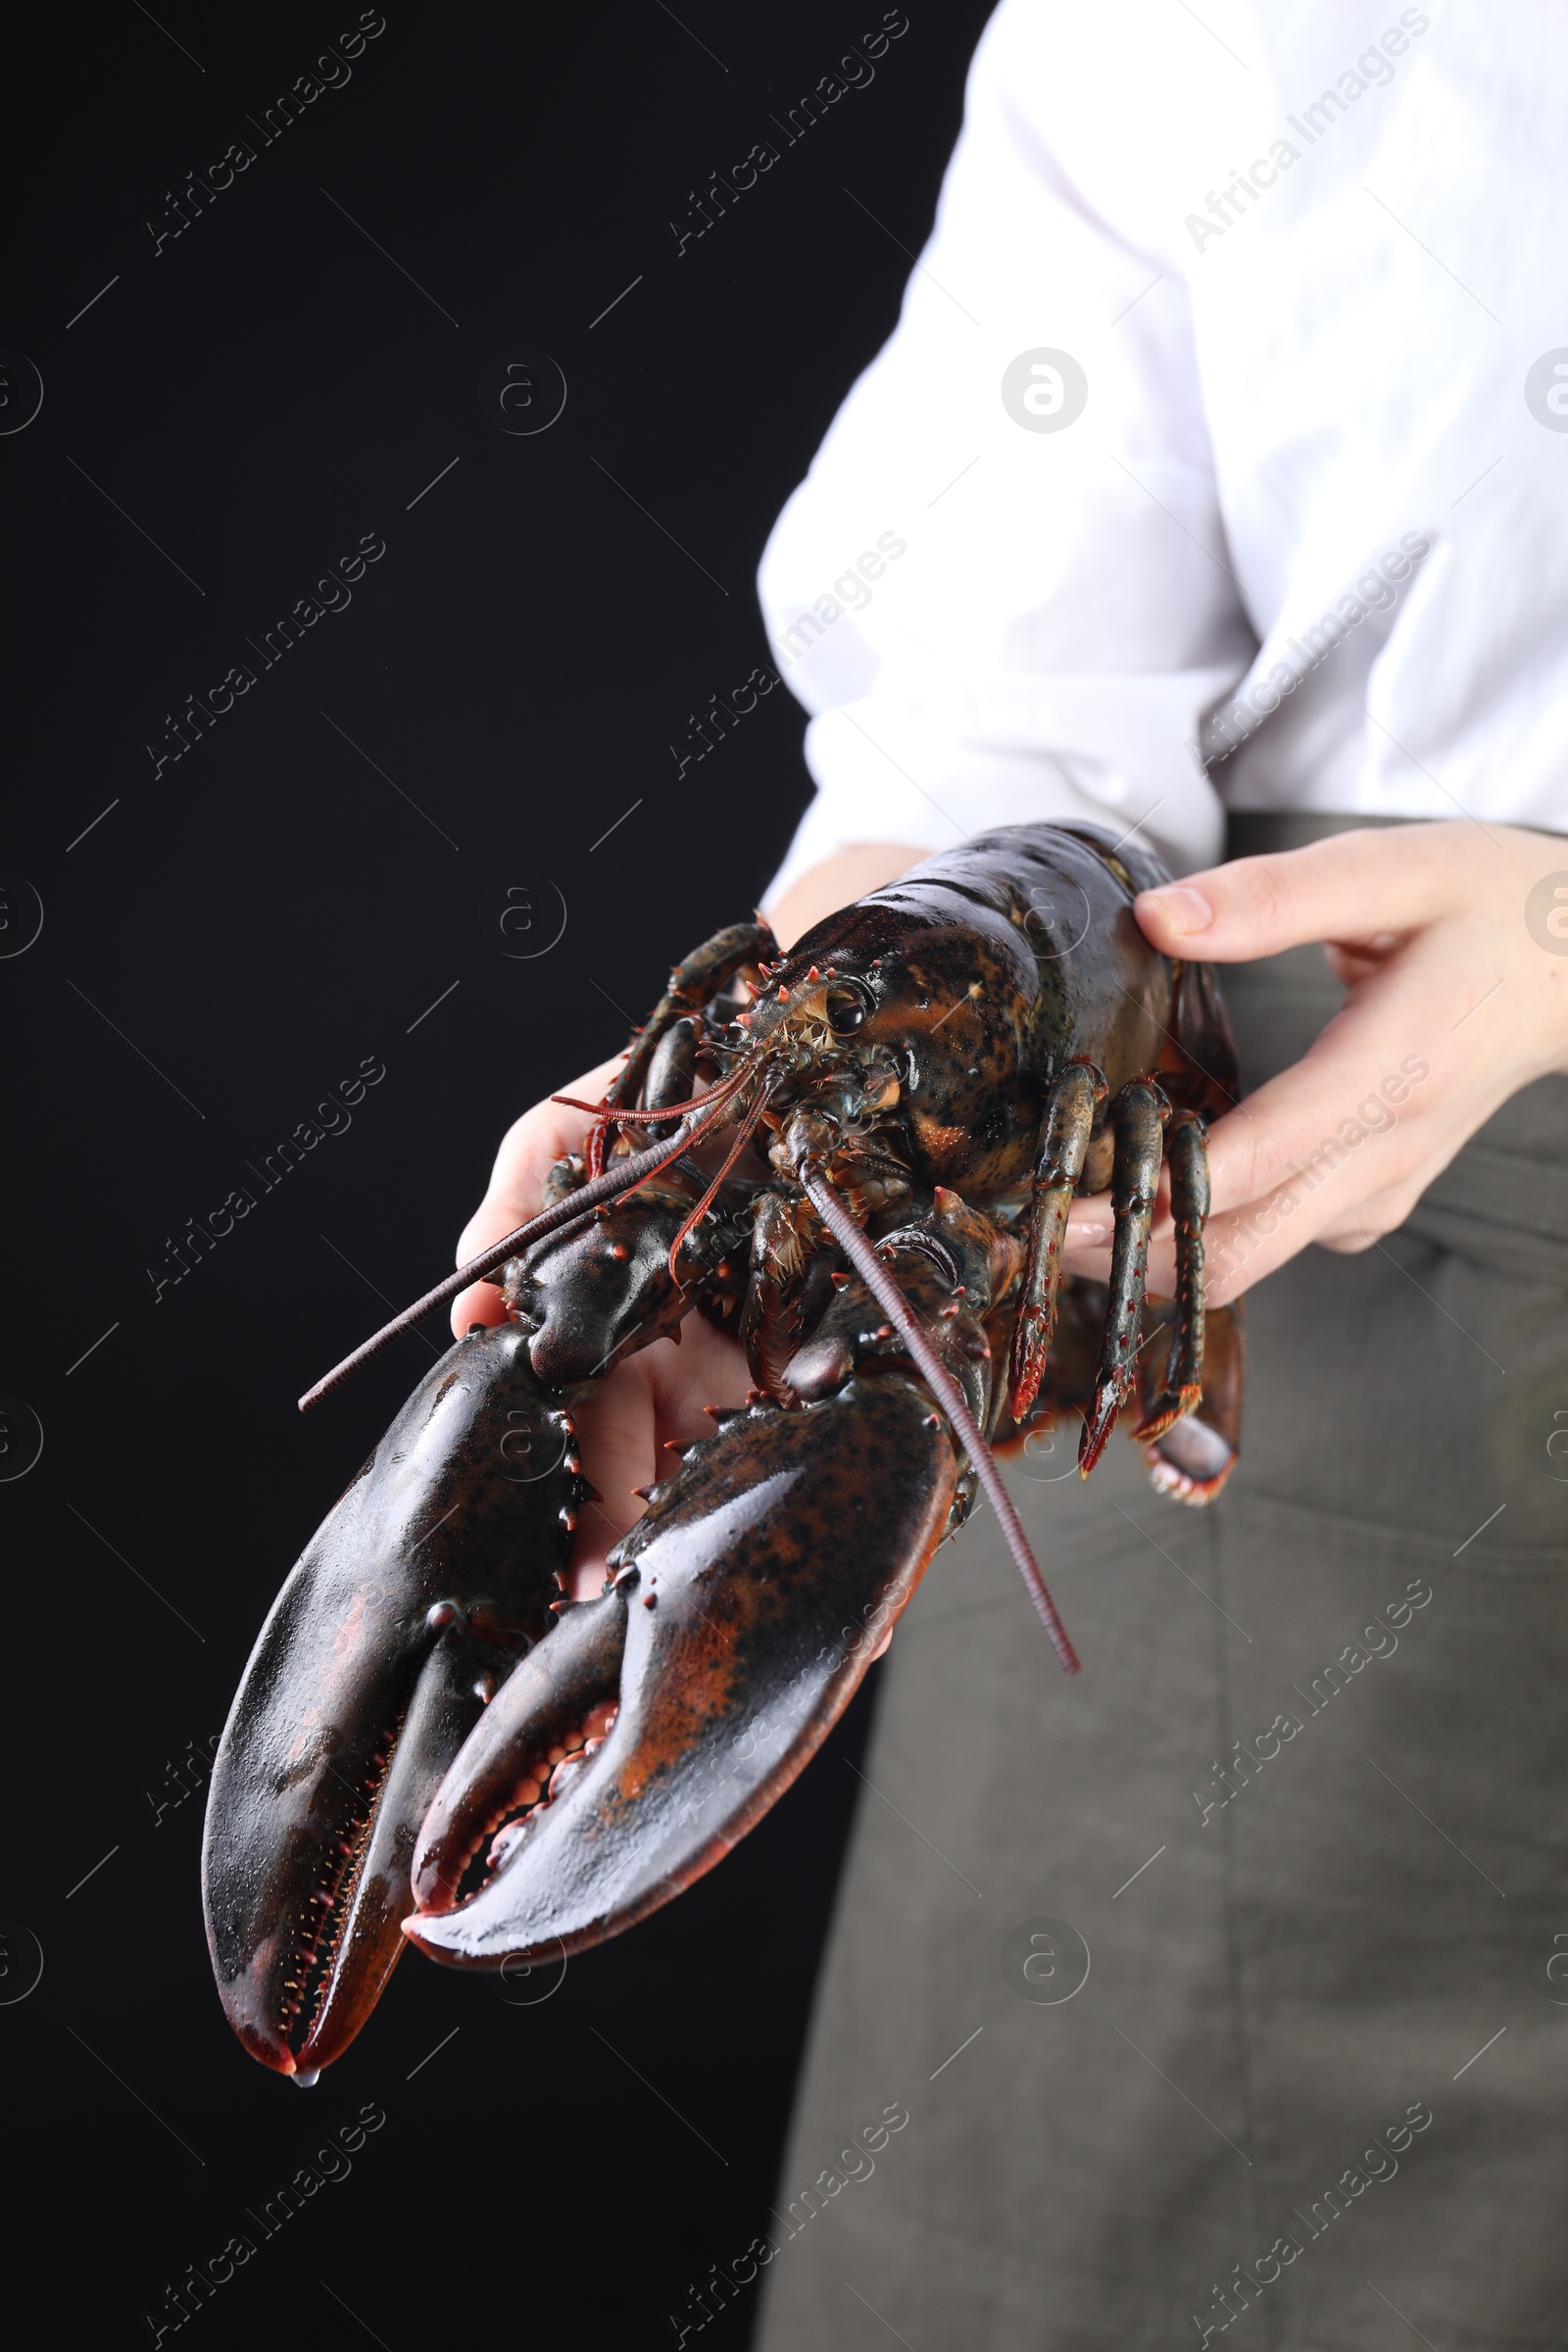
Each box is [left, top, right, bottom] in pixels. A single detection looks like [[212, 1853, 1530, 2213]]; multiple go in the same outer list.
[[825, 985, 869, 1034]]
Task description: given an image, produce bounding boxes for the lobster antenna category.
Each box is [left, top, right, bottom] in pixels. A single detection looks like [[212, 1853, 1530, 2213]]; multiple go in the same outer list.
[[800, 1166, 1080, 1676], [553, 1060, 755, 1125], [297, 1098, 734, 1414]]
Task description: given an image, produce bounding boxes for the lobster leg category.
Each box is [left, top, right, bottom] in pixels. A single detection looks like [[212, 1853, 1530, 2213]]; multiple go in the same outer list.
[[741, 1191, 823, 1402], [1135, 1110, 1208, 1443], [643, 1015, 700, 1136], [1143, 1296, 1243, 1503], [205, 1178, 742, 2075], [411, 1587, 631, 1909], [1007, 1059, 1105, 1424], [608, 917, 778, 1109], [997, 1273, 1241, 1502], [1078, 1077, 1169, 1475]]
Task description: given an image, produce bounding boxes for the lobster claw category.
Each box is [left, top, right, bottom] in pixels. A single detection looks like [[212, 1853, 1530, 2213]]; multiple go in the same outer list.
[[406, 1374, 958, 1966], [201, 1324, 581, 2076]]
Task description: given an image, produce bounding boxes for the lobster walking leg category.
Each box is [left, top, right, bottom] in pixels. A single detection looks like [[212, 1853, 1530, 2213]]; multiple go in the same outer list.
[[1142, 1297, 1242, 1503], [1008, 1059, 1105, 1424], [741, 1192, 823, 1402], [1136, 1111, 1208, 1443], [1078, 1078, 1169, 1475], [643, 1015, 700, 1135]]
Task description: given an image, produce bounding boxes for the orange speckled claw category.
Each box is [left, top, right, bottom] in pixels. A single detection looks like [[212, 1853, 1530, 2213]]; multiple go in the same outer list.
[[405, 1380, 956, 1972], [202, 1324, 583, 2075]]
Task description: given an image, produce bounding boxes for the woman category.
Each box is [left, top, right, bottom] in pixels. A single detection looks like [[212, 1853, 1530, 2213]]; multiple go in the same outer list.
[[456, 5, 1568, 2341]]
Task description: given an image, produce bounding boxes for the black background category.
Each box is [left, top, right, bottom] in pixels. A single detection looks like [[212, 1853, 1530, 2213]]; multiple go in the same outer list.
[[1, 2, 998, 2345]]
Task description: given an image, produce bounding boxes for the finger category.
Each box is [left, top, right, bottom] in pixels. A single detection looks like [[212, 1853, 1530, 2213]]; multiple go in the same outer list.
[[1305, 1163, 1438, 1251], [568, 1356, 658, 1598], [1323, 937, 1401, 986], [1061, 956, 1448, 1304], [1132, 822, 1463, 961], [449, 1280, 511, 1337], [1064, 1199, 1275, 1308], [570, 1321, 750, 1602], [645, 1313, 752, 1453], [1200, 944, 1497, 1230], [1187, 990, 1502, 1304], [450, 1052, 624, 1335], [458, 1050, 625, 1247], [1197, 1170, 1431, 1303], [1061, 1219, 1177, 1299]]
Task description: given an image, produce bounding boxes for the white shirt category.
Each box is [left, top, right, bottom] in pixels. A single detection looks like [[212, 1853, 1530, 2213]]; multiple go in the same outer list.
[[760, 0, 1568, 899]]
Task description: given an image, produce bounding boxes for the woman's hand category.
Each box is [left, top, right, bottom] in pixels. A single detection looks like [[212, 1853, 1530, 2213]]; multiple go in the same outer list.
[[1063, 821, 1568, 1304]]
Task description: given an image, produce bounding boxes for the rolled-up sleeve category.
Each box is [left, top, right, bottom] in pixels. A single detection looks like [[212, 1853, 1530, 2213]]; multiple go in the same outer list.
[[758, 0, 1255, 902]]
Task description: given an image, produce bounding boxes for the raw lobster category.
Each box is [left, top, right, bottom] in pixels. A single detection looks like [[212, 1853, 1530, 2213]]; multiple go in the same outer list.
[[202, 822, 1242, 2078]]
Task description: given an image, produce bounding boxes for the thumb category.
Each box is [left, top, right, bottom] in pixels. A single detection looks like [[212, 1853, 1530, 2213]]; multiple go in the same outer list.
[[449, 1051, 625, 1336], [1132, 823, 1459, 962]]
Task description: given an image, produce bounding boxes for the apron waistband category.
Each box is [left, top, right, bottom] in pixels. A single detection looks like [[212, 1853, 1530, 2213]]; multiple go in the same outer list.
[[1223, 808, 1415, 860]]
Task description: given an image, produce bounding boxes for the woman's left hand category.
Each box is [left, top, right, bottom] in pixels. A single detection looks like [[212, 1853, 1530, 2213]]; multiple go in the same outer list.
[[1062, 821, 1568, 1305]]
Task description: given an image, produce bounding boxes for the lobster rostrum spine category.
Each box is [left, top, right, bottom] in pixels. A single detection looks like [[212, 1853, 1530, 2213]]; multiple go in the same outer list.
[[203, 823, 1242, 2073]]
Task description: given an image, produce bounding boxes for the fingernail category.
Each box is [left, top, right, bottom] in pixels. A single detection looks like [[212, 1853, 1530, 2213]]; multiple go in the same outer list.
[[1138, 884, 1213, 937]]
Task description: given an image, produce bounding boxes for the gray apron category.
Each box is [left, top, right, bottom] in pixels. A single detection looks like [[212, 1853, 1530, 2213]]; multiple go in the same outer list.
[[755, 813, 1568, 2351]]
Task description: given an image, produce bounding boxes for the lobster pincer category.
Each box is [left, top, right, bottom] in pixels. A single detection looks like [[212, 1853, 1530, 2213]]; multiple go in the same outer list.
[[201, 1322, 588, 2076], [406, 1369, 958, 1966], [203, 1166, 748, 2074]]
